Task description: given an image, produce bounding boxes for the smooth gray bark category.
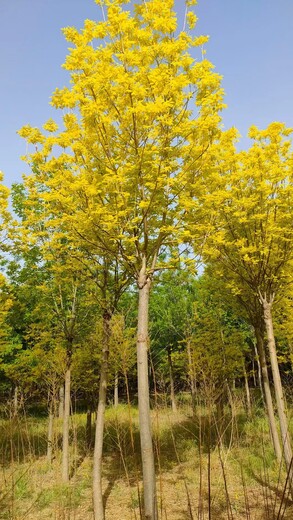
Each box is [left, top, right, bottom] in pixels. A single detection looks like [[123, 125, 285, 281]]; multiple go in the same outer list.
[[260, 295, 293, 474], [93, 312, 111, 520], [255, 326, 282, 462], [61, 367, 71, 482], [137, 268, 157, 520]]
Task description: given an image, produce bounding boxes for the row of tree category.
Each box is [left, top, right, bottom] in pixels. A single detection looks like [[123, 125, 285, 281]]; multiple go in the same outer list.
[[0, 1, 293, 519]]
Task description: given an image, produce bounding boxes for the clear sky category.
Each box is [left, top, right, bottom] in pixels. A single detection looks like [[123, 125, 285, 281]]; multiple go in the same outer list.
[[1, 0, 293, 186]]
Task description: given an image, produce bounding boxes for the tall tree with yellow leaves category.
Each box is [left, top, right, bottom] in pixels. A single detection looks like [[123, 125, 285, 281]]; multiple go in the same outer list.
[[204, 123, 293, 483], [19, 1, 225, 517]]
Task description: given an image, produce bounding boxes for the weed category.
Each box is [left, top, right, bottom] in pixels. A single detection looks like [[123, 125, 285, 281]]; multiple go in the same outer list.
[[1, 399, 293, 519]]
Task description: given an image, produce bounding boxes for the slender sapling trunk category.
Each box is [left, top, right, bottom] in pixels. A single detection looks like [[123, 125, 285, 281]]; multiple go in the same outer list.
[[59, 385, 64, 419], [187, 339, 196, 413], [243, 364, 252, 418], [260, 294, 293, 475], [93, 311, 111, 520], [114, 371, 119, 408], [61, 366, 71, 482], [137, 267, 157, 520], [255, 325, 282, 462], [254, 342, 264, 399], [47, 397, 54, 464], [167, 348, 177, 412], [13, 386, 18, 417], [86, 408, 92, 449]]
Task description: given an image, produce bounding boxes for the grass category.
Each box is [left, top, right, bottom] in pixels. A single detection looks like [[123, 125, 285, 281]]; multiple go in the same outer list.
[[0, 400, 293, 519]]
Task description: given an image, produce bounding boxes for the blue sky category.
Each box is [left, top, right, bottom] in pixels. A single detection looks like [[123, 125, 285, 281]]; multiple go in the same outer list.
[[1, 0, 293, 186]]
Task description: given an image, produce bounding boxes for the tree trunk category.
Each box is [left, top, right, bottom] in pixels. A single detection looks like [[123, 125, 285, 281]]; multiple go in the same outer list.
[[59, 385, 64, 419], [93, 311, 111, 520], [261, 296, 293, 475], [61, 367, 71, 482], [227, 381, 235, 419], [243, 364, 252, 418], [187, 339, 196, 413], [254, 326, 282, 462], [216, 388, 225, 435], [252, 355, 257, 388], [114, 371, 119, 408], [137, 269, 157, 520], [47, 400, 54, 464], [13, 386, 18, 417], [86, 408, 92, 449], [167, 348, 177, 412], [254, 342, 263, 397]]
